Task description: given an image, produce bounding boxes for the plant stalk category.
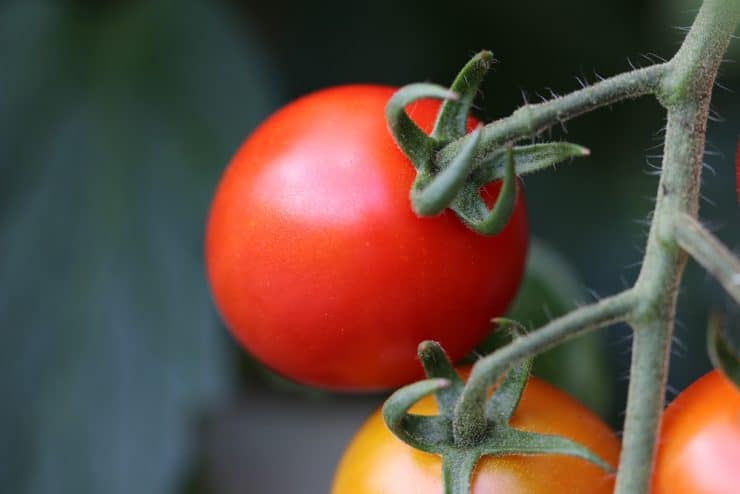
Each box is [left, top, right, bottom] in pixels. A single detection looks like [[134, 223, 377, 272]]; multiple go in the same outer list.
[[616, 1, 740, 492], [453, 290, 637, 446], [437, 64, 666, 167], [675, 213, 740, 306], [388, 1, 739, 493], [442, 453, 479, 494]]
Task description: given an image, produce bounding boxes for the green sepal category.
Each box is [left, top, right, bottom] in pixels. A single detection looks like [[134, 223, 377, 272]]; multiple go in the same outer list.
[[388, 54, 591, 236], [391, 414, 452, 455], [471, 142, 590, 185], [486, 358, 533, 423], [707, 312, 740, 389], [451, 146, 518, 235], [384, 339, 615, 494], [479, 428, 615, 473], [382, 378, 451, 453], [447, 142, 589, 235], [385, 83, 458, 172], [418, 341, 465, 419], [433, 50, 494, 141], [411, 126, 482, 216]]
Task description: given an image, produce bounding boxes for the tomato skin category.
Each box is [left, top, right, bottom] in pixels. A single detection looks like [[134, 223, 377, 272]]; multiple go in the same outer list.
[[653, 370, 740, 494], [206, 85, 528, 390], [331, 375, 620, 493]]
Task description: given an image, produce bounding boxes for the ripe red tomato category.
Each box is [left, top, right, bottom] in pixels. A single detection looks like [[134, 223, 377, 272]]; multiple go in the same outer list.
[[332, 374, 620, 493], [206, 85, 529, 390], [652, 370, 740, 494]]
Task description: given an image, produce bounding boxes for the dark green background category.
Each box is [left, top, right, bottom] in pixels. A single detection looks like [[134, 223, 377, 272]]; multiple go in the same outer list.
[[1, 0, 738, 493]]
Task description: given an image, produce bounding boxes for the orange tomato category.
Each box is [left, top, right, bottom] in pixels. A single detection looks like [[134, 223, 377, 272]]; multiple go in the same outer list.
[[332, 376, 620, 493], [652, 370, 740, 494]]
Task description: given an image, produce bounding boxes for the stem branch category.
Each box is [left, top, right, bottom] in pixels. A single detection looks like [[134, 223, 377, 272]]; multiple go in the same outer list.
[[437, 64, 666, 167], [615, 317, 675, 493], [453, 290, 637, 445], [616, 1, 739, 492], [675, 213, 740, 306]]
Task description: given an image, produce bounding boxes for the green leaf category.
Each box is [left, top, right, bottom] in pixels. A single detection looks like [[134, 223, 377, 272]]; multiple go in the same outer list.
[[0, 1, 280, 493]]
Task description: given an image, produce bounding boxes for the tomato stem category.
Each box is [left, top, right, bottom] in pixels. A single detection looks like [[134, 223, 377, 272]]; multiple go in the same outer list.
[[436, 64, 665, 170], [452, 290, 636, 445], [386, 0, 740, 492], [616, 317, 675, 493], [441, 451, 478, 494], [618, 0, 740, 491], [674, 213, 740, 307]]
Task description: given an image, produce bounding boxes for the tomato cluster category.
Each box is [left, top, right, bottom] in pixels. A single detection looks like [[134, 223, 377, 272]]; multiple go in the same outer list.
[[205, 83, 739, 493]]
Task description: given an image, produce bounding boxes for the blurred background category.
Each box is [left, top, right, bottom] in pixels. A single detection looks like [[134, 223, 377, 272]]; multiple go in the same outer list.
[[1, 0, 738, 492]]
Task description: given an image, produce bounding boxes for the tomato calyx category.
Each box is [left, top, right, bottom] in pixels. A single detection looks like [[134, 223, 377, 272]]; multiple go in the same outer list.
[[386, 51, 590, 235], [383, 336, 613, 494]]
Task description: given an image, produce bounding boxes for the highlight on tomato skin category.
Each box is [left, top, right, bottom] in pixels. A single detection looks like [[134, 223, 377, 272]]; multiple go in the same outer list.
[[331, 375, 620, 494], [205, 85, 529, 391], [652, 370, 740, 494]]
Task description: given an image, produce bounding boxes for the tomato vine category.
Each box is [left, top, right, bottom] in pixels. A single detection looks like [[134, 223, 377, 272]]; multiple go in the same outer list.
[[381, 1, 740, 493]]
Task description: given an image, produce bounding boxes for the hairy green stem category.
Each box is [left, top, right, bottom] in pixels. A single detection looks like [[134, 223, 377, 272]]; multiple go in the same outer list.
[[617, 97, 699, 494], [675, 213, 740, 306], [615, 1, 740, 492], [616, 315, 676, 493], [442, 452, 479, 494], [453, 290, 637, 446], [437, 64, 666, 167]]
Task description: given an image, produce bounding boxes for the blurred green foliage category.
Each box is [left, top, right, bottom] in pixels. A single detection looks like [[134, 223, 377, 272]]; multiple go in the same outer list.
[[1, 0, 739, 493], [0, 1, 278, 493]]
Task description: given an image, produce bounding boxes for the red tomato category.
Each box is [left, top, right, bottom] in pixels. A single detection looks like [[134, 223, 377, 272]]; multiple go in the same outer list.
[[206, 85, 529, 390], [652, 370, 740, 494], [332, 375, 620, 493]]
